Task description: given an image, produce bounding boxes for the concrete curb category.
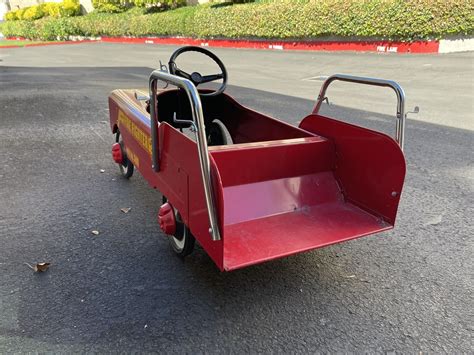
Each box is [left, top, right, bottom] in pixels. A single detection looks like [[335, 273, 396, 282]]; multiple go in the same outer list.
[[3, 36, 473, 53], [439, 37, 474, 53]]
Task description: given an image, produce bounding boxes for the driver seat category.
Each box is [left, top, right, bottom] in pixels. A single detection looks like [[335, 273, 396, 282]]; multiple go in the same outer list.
[[157, 89, 234, 147]]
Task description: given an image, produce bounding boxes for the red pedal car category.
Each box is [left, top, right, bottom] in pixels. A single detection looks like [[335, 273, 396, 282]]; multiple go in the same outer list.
[[108, 46, 407, 271]]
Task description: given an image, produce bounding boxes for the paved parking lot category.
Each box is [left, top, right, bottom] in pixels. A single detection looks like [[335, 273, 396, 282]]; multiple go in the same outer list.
[[0, 43, 472, 352]]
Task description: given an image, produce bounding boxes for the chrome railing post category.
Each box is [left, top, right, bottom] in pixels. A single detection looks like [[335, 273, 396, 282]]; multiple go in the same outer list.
[[312, 74, 406, 151], [149, 78, 159, 171], [148, 70, 221, 241]]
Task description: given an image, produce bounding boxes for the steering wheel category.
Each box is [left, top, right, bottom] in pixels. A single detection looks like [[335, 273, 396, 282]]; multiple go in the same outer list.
[[168, 46, 228, 97]]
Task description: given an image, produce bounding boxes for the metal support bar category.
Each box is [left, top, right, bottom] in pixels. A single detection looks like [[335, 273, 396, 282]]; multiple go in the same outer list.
[[312, 74, 406, 151], [149, 70, 221, 241]]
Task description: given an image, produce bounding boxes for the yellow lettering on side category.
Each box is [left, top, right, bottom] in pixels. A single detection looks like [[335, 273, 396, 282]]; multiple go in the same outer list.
[[117, 110, 152, 156], [126, 147, 140, 169]]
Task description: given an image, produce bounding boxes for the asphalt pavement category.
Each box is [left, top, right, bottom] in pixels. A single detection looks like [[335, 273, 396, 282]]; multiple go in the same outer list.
[[0, 43, 472, 353]]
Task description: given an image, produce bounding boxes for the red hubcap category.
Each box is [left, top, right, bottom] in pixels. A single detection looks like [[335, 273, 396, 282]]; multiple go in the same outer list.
[[158, 202, 176, 235], [111, 143, 123, 164]]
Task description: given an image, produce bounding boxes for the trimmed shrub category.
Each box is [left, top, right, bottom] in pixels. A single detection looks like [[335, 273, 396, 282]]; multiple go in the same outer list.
[[60, 0, 81, 17], [4, 0, 81, 21], [91, 0, 186, 10], [95, 3, 127, 13], [43, 2, 62, 18], [22, 5, 45, 21], [90, 0, 131, 15], [5, 10, 18, 21], [16, 8, 27, 20], [131, 0, 186, 8]]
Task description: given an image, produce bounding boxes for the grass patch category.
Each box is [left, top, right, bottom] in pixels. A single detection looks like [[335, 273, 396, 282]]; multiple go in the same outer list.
[[0, 39, 52, 47]]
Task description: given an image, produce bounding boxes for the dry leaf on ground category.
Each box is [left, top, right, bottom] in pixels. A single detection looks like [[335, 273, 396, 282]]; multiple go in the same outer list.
[[25, 262, 51, 272], [35, 262, 51, 272]]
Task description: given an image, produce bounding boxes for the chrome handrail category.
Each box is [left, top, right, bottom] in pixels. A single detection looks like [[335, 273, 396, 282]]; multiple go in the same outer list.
[[312, 74, 406, 151], [149, 70, 221, 241]]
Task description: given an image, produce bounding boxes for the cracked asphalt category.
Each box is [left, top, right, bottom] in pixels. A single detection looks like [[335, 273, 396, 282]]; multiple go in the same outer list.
[[0, 43, 472, 353]]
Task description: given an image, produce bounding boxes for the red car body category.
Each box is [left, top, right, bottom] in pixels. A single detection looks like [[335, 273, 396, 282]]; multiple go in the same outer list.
[[108, 72, 406, 271]]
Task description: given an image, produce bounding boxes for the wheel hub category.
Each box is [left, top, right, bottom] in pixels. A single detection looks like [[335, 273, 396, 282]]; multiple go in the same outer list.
[[158, 202, 177, 235], [111, 143, 124, 164]]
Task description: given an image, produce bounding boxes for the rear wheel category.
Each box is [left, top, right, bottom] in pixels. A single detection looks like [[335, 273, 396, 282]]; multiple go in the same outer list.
[[170, 210, 195, 257], [163, 196, 195, 257], [115, 130, 134, 179]]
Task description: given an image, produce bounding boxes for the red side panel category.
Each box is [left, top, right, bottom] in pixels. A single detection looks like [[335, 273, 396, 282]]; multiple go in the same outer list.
[[158, 124, 225, 268], [299, 114, 406, 225], [210, 136, 334, 187], [108, 91, 225, 270], [221, 172, 341, 226]]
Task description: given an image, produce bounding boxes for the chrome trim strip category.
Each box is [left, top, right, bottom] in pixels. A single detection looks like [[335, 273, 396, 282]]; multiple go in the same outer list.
[[313, 74, 406, 151], [114, 91, 151, 126], [149, 70, 221, 241]]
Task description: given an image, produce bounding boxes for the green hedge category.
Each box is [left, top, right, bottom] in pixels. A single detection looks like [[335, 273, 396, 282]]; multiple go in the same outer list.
[[1, 0, 473, 41]]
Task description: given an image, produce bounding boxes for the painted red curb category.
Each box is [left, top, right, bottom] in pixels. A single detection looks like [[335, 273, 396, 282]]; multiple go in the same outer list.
[[101, 36, 440, 53], [3, 36, 440, 53]]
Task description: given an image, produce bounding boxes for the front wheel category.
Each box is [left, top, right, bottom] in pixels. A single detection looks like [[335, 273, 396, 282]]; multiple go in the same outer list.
[[115, 130, 134, 179]]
